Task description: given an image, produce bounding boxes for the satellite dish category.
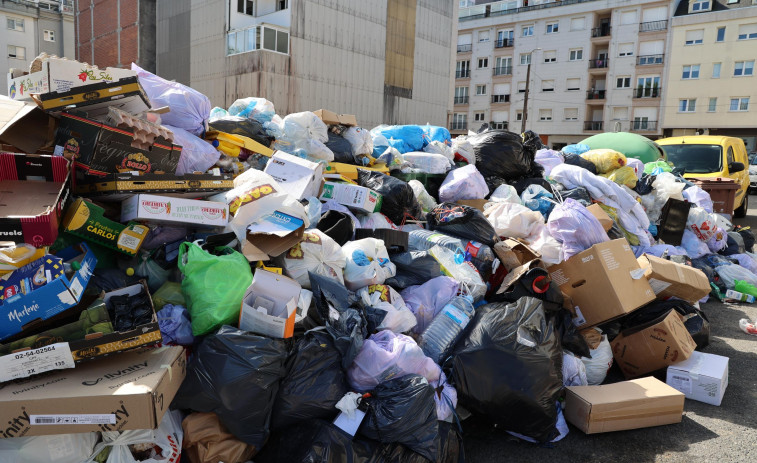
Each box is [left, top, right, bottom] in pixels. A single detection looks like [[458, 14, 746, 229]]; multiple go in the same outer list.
[[614, 121, 622, 132]]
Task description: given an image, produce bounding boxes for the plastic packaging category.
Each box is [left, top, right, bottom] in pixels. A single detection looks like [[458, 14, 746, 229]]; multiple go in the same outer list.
[[562, 143, 590, 155], [626, 157, 644, 179], [489, 183, 521, 203], [0, 432, 98, 463], [725, 289, 755, 303], [484, 201, 545, 239], [601, 166, 638, 188], [359, 212, 398, 231], [683, 185, 714, 213], [580, 149, 627, 173], [272, 111, 334, 162], [228, 97, 276, 124], [371, 125, 425, 153], [563, 352, 589, 387], [424, 140, 455, 163], [521, 184, 555, 219], [341, 238, 396, 291], [401, 276, 462, 334], [467, 129, 541, 187], [706, 227, 729, 253], [687, 206, 718, 241], [438, 164, 489, 202], [734, 279, 757, 297], [343, 126, 373, 158], [428, 245, 486, 300], [409, 179, 438, 212], [580, 334, 613, 385], [547, 198, 610, 261], [157, 304, 195, 345], [282, 230, 345, 289], [87, 410, 183, 463], [452, 136, 475, 165], [534, 149, 564, 177], [407, 229, 495, 282], [151, 281, 185, 310], [401, 151, 451, 174], [357, 170, 423, 224], [427, 202, 499, 247], [181, 412, 255, 463], [356, 284, 417, 333], [644, 160, 673, 175], [739, 318, 757, 335], [419, 295, 475, 364], [325, 131, 355, 164]]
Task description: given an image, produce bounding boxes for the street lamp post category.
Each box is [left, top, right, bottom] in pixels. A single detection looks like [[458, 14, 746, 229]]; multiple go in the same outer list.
[[521, 47, 542, 134]]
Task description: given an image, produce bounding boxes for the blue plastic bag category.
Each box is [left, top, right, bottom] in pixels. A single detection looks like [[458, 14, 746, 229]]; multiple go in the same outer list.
[[562, 143, 590, 155], [371, 125, 425, 153], [421, 125, 451, 146], [521, 185, 555, 219], [158, 304, 195, 345]]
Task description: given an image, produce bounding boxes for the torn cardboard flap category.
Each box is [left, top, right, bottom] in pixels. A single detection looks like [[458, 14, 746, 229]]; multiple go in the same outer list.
[[0, 96, 56, 153], [242, 212, 305, 262], [494, 239, 541, 272], [496, 259, 547, 295], [586, 204, 613, 232]]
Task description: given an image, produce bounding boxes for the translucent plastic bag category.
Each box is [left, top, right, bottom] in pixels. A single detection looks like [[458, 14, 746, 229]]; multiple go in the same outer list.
[[86, 410, 183, 463], [282, 230, 345, 289], [402, 152, 451, 174], [563, 352, 588, 387], [228, 97, 276, 124], [438, 164, 489, 202], [580, 333, 613, 385], [157, 304, 195, 345], [687, 206, 718, 241], [401, 276, 460, 334], [359, 212, 398, 230], [343, 126, 373, 157], [679, 229, 711, 258], [644, 160, 673, 175], [683, 185, 714, 213], [452, 136, 475, 165], [151, 281, 185, 310], [562, 143, 590, 155], [706, 227, 729, 253], [371, 125, 425, 153], [421, 124, 452, 146], [732, 254, 757, 275], [342, 238, 397, 290], [484, 201, 544, 239], [272, 112, 334, 161], [626, 158, 644, 179], [408, 180, 438, 212], [428, 245, 486, 300], [580, 149, 627, 174], [0, 432, 98, 463], [547, 198, 609, 261], [357, 285, 417, 334], [534, 149, 564, 177], [166, 125, 221, 175], [521, 184, 555, 219], [424, 140, 455, 163], [529, 226, 563, 265], [489, 184, 521, 204], [602, 166, 638, 188], [716, 263, 757, 289]]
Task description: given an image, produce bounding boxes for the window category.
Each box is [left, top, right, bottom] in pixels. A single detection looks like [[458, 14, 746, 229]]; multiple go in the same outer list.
[[237, 0, 254, 15], [546, 22, 559, 34], [620, 11, 637, 25], [712, 63, 721, 78], [478, 57, 489, 68], [685, 29, 704, 45], [542, 80, 555, 92], [452, 113, 467, 129], [454, 86, 469, 103], [516, 111, 523, 121], [474, 112, 486, 121], [633, 116, 650, 130], [734, 60, 755, 76], [543, 50, 556, 63], [520, 53, 531, 65], [494, 56, 512, 74], [728, 0, 739, 3], [682, 65, 700, 79], [679, 99, 696, 112], [262, 26, 289, 54], [730, 97, 750, 111], [738, 24, 757, 40], [479, 30, 490, 42], [618, 43, 634, 57], [6, 18, 24, 31], [43, 30, 55, 42], [539, 109, 552, 121], [616, 77, 631, 88], [566, 78, 580, 91], [564, 108, 579, 121], [276, 0, 288, 10], [571, 17, 585, 31], [716, 27, 726, 42], [476, 84, 487, 95], [690, 0, 711, 12], [522, 25, 534, 37], [613, 107, 628, 120], [569, 49, 583, 61], [708, 97, 718, 112], [7, 45, 25, 60]]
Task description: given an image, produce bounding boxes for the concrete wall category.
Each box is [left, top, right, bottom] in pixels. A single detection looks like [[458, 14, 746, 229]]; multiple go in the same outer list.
[[156, 0, 191, 83]]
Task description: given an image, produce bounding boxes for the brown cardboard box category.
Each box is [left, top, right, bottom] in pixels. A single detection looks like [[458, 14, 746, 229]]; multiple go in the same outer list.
[[586, 204, 613, 231], [611, 310, 697, 379], [313, 109, 357, 127], [494, 239, 541, 272], [0, 346, 185, 438], [637, 254, 711, 303], [565, 377, 685, 434], [0, 97, 57, 153], [548, 239, 655, 329], [456, 199, 490, 212]]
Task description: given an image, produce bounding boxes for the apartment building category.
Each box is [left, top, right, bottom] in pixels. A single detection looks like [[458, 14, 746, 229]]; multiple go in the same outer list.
[[454, 0, 674, 148], [662, 0, 757, 153], [1, 0, 74, 92], [154, 0, 456, 129]]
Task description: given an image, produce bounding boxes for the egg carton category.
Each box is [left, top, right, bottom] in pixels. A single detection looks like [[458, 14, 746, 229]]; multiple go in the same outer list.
[[105, 107, 174, 149]]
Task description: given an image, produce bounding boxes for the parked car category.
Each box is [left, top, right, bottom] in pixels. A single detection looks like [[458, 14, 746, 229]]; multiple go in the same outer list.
[[749, 155, 757, 193], [657, 135, 749, 218]]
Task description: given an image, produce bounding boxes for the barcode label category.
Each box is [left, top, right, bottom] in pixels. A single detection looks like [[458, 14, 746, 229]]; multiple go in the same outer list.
[[30, 414, 116, 425], [34, 417, 55, 424]]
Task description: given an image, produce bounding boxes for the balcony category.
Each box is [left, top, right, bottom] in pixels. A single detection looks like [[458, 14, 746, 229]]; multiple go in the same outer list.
[[455, 70, 471, 79], [591, 26, 611, 38], [637, 54, 664, 66], [494, 38, 514, 48], [454, 96, 469, 105], [589, 58, 609, 69], [631, 121, 658, 132], [634, 87, 661, 99], [457, 44, 472, 53], [584, 121, 604, 131], [587, 90, 606, 100], [450, 122, 468, 131], [490, 121, 508, 130], [493, 66, 513, 76], [491, 94, 510, 103], [639, 20, 668, 33]]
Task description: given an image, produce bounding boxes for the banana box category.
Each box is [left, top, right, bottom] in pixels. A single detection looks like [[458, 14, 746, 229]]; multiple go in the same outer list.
[[62, 198, 148, 256]]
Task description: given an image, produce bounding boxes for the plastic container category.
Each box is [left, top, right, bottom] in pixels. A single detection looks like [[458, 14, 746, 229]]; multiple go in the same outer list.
[[689, 177, 739, 215], [408, 229, 494, 280], [419, 295, 475, 364], [725, 289, 755, 303]]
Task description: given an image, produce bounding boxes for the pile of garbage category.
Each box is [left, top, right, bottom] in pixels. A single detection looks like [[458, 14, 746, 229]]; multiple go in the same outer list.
[[0, 56, 751, 462]]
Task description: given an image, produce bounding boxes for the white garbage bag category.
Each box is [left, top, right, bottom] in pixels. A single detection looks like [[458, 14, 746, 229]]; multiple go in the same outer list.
[[581, 334, 613, 385], [85, 410, 183, 463], [438, 164, 489, 203], [282, 230, 345, 289], [0, 433, 98, 463], [342, 238, 397, 290], [357, 284, 417, 334]]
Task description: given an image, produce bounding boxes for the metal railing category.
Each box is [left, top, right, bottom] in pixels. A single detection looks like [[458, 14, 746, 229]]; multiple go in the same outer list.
[[457, 44, 472, 53], [459, 0, 602, 22], [587, 90, 606, 100], [589, 58, 609, 69], [491, 94, 510, 103], [455, 70, 471, 78], [584, 121, 604, 131], [591, 26, 611, 38], [634, 87, 661, 98], [639, 20, 668, 33], [637, 54, 664, 65], [494, 38, 514, 48], [631, 121, 657, 131], [454, 96, 469, 105], [450, 122, 468, 131], [493, 66, 513, 76]]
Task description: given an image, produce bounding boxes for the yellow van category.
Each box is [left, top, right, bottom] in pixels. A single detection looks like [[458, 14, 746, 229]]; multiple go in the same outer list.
[[657, 135, 749, 217]]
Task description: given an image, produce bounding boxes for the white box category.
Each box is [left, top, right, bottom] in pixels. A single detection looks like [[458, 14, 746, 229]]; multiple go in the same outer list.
[[263, 151, 324, 200], [239, 270, 300, 338], [319, 182, 382, 213], [121, 194, 229, 228], [666, 351, 729, 406]]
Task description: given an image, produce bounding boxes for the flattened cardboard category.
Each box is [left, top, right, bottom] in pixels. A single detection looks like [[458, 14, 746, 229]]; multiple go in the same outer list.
[[0, 97, 56, 153], [586, 204, 613, 232], [637, 254, 711, 304], [121, 194, 229, 228], [548, 239, 655, 329], [239, 270, 300, 338], [75, 172, 234, 201], [263, 151, 324, 200], [0, 346, 185, 438], [666, 351, 729, 406], [611, 310, 697, 379], [494, 239, 541, 272], [37, 77, 150, 117], [565, 377, 685, 434]]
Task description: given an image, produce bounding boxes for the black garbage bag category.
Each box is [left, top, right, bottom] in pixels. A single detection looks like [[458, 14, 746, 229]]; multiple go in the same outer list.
[[489, 267, 563, 312], [357, 170, 422, 225], [326, 131, 356, 164], [467, 130, 536, 182], [563, 153, 598, 175], [426, 203, 498, 248], [271, 330, 349, 430], [172, 326, 288, 452], [691, 256, 726, 293], [721, 233, 742, 256], [523, 130, 545, 151], [208, 116, 273, 147], [317, 210, 354, 246], [619, 300, 710, 349], [557, 186, 592, 206], [734, 226, 755, 252], [88, 267, 142, 293], [556, 309, 592, 358], [385, 251, 442, 290], [635, 174, 656, 195], [451, 297, 563, 442], [359, 375, 438, 462]]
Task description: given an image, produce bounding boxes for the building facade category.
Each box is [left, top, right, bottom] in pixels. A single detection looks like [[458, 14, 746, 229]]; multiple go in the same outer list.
[[662, 0, 757, 153], [155, 0, 456, 129], [454, 0, 674, 148], [1, 0, 74, 92]]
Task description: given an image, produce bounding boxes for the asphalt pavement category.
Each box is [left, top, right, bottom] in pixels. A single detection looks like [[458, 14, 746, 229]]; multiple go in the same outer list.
[[462, 200, 757, 463]]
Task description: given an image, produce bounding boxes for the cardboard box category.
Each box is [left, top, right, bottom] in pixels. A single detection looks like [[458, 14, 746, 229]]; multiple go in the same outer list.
[[121, 194, 229, 228], [7, 58, 136, 101], [0, 153, 71, 246], [0, 346, 185, 438], [494, 239, 541, 272], [611, 310, 697, 379], [637, 254, 711, 304], [456, 199, 490, 212], [54, 112, 180, 178], [586, 204, 613, 232], [320, 182, 382, 213], [263, 151, 324, 200], [242, 212, 306, 262], [0, 97, 57, 153], [667, 351, 729, 406], [548, 239, 655, 329], [0, 243, 97, 341], [565, 377, 685, 434], [75, 171, 234, 201], [313, 109, 357, 127], [37, 77, 150, 117], [323, 162, 390, 181], [239, 270, 300, 338], [62, 198, 149, 256]]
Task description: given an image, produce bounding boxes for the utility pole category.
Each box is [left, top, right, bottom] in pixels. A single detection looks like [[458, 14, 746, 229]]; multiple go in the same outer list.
[[521, 48, 540, 134]]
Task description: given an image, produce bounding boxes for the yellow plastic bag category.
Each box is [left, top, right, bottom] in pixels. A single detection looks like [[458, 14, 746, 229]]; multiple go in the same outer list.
[[580, 149, 627, 174], [601, 166, 638, 188], [598, 203, 640, 246]]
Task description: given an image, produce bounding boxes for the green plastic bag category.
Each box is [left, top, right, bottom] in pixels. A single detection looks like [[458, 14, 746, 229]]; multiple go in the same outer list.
[[643, 160, 673, 175], [734, 280, 757, 298], [152, 281, 186, 311], [178, 242, 253, 336]]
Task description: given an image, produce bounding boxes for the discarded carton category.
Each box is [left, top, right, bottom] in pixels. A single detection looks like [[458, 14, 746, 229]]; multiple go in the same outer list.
[[320, 182, 382, 213], [456, 199, 490, 212], [323, 162, 390, 181], [637, 254, 711, 303], [548, 239, 655, 329], [36, 77, 150, 116], [62, 198, 149, 256], [121, 194, 229, 228], [242, 212, 306, 262], [263, 151, 324, 200], [0, 346, 185, 438], [239, 270, 300, 338], [494, 239, 541, 272], [667, 351, 729, 406], [586, 204, 613, 232], [565, 377, 685, 434], [75, 172, 234, 201], [611, 310, 697, 379], [313, 109, 357, 127], [0, 97, 57, 153]]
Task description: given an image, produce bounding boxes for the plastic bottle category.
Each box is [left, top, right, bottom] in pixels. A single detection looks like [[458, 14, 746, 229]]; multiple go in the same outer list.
[[725, 289, 756, 303], [419, 295, 476, 364], [408, 229, 495, 280]]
